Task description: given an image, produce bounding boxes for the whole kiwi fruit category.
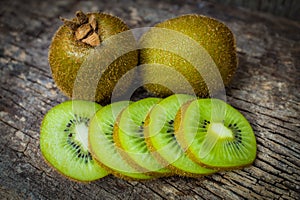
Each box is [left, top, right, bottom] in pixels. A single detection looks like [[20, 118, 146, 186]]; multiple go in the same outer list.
[[49, 11, 138, 105], [139, 14, 238, 97]]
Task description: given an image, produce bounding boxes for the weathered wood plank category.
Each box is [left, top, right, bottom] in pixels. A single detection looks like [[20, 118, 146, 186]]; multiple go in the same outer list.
[[1, 0, 299, 199]]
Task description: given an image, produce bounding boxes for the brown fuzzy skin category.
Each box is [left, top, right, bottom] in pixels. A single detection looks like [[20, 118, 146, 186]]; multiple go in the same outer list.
[[49, 11, 138, 105], [174, 100, 256, 171], [140, 14, 238, 98]]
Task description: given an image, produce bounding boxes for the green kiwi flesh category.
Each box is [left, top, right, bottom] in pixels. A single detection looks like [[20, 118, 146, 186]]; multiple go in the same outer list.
[[40, 100, 109, 182], [49, 11, 138, 105], [175, 99, 257, 169], [89, 101, 154, 180], [144, 94, 216, 176], [114, 98, 172, 176], [140, 14, 237, 97]]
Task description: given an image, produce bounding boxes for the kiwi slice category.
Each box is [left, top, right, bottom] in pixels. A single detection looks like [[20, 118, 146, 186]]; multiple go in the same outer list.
[[49, 11, 138, 104], [89, 101, 154, 180], [175, 99, 257, 169], [139, 14, 237, 97], [144, 94, 216, 176], [114, 98, 173, 177], [40, 100, 108, 182]]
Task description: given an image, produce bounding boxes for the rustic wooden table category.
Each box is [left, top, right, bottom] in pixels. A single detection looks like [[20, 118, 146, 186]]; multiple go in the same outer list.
[[0, 0, 299, 199]]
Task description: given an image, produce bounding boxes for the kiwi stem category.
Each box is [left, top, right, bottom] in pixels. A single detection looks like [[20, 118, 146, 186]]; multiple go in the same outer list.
[[76, 11, 88, 24], [61, 11, 101, 47]]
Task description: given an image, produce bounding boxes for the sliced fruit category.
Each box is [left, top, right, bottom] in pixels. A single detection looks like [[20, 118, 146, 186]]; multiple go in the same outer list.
[[175, 98, 257, 169], [40, 100, 109, 182]]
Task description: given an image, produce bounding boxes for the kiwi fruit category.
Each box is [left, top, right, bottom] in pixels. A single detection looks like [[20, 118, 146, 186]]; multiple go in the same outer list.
[[40, 100, 109, 182], [144, 94, 216, 176], [113, 97, 173, 177], [49, 11, 138, 105], [175, 98, 257, 169], [139, 14, 237, 97], [88, 101, 154, 180]]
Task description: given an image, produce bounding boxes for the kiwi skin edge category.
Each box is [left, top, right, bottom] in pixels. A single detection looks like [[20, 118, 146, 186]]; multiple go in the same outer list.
[[87, 102, 156, 181], [143, 109, 216, 178], [113, 109, 174, 178], [174, 101, 256, 171], [40, 151, 107, 183], [89, 156, 155, 181], [113, 111, 161, 177], [88, 140, 156, 181]]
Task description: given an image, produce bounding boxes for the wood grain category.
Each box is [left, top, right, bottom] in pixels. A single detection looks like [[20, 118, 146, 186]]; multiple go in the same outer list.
[[0, 0, 299, 199]]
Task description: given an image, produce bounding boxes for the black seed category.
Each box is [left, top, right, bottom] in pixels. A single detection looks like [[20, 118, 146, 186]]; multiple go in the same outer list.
[[202, 125, 206, 128], [64, 129, 69, 132], [68, 133, 72, 137], [141, 121, 145, 124], [88, 153, 93, 160], [78, 153, 81, 158], [169, 120, 174, 124], [77, 149, 81, 154], [85, 159, 88, 164], [167, 129, 173, 133], [236, 132, 242, 137], [109, 124, 113, 127], [234, 123, 237, 127], [138, 129, 143, 133], [207, 121, 210, 124]]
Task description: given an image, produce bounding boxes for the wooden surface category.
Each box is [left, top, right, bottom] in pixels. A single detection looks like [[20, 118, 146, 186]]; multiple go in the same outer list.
[[0, 0, 299, 199]]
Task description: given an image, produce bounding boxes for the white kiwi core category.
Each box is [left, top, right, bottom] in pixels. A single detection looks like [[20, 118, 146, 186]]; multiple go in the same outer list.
[[75, 123, 89, 151], [200, 122, 234, 158], [208, 123, 233, 139]]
